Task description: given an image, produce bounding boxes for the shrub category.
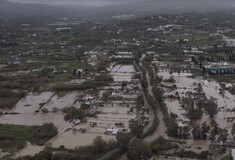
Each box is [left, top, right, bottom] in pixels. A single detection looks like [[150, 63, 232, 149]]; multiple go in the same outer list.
[[151, 136, 178, 154], [0, 98, 18, 109], [52, 107, 59, 113], [63, 107, 85, 121], [52, 80, 108, 91], [41, 108, 49, 113], [95, 75, 113, 82], [31, 123, 58, 145]]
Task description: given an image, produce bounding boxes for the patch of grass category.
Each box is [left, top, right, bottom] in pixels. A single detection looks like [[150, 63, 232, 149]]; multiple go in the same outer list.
[[41, 108, 49, 113], [39, 82, 52, 92], [0, 123, 58, 152], [0, 90, 26, 109], [0, 98, 19, 109], [55, 92, 68, 98], [174, 150, 208, 159], [52, 80, 108, 91], [0, 124, 34, 152], [48, 61, 90, 70], [151, 136, 178, 154], [220, 154, 233, 160], [52, 73, 71, 81]]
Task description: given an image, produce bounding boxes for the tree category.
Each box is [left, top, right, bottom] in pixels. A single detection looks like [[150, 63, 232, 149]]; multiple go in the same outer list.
[[141, 78, 148, 90], [127, 139, 152, 160], [167, 117, 178, 137], [197, 83, 203, 93], [116, 132, 132, 149], [192, 124, 201, 139], [188, 108, 203, 120], [201, 122, 210, 139], [218, 129, 228, 145], [152, 86, 164, 103], [129, 120, 143, 138], [205, 97, 218, 118], [231, 123, 235, 139], [136, 95, 144, 106], [209, 129, 216, 141], [92, 136, 106, 154], [35, 150, 52, 160], [182, 126, 191, 139], [210, 120, 219, 141]]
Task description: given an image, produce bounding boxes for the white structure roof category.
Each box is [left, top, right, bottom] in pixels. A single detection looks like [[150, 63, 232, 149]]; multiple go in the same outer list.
[[232, 149, 235, 160]]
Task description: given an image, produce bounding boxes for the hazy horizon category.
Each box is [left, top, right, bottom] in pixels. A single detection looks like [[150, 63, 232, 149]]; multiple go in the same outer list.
[[7, 0, 235, 7]]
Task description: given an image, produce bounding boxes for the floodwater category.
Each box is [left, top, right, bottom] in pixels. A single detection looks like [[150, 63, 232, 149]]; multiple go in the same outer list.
[[0, 65, 139, 156], [0, 91, 81, 155], [15, 142, 44, 157], [9, 92, 54, 113], [89, 106, 135, 130], [6, 91, 80, 113], [157, 70, 235, 131], [0, 113, 69, 133], [48, 106, 134, 149], [109, 64, 135, 82], [50, 131, 115, 148], [165, 100, 187, 120], [0, 91, 82, 133], [44, 92, 80, 111]]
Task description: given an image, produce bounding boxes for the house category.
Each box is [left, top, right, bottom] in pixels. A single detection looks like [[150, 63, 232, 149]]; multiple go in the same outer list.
[[203, 63, 235, 75], [83, 97, 95, 106], [90, 55, 98, 61], [111, 51, 134, 62], [176, 118, 190, 127], [55, 27, 71, 33], [106, 128, 119, 135], [41, 66, 57, 77], [84, 106, 98, 115], [72, 119, 81, 125], [183, 47, 204, 54], [8, 57, 21, 65]]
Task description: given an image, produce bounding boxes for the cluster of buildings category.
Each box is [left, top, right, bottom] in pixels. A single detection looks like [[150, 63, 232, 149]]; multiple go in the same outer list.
[[111, 51, 134, 62], [203, 63, 235, 75]]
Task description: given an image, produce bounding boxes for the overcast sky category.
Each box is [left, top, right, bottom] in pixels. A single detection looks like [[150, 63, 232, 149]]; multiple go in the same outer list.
[[8, 0, 143, 6]]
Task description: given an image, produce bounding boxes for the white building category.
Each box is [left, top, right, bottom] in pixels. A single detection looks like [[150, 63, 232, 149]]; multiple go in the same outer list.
[[232, 149, 235, 160], [106, 128, 119, 135]]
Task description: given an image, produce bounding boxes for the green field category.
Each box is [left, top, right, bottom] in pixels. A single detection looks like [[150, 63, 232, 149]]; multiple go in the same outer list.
[[0, 123, 58, 152]]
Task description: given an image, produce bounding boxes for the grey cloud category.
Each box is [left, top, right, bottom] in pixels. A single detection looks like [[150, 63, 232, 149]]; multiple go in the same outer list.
[[8, 0, 142, 6]]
